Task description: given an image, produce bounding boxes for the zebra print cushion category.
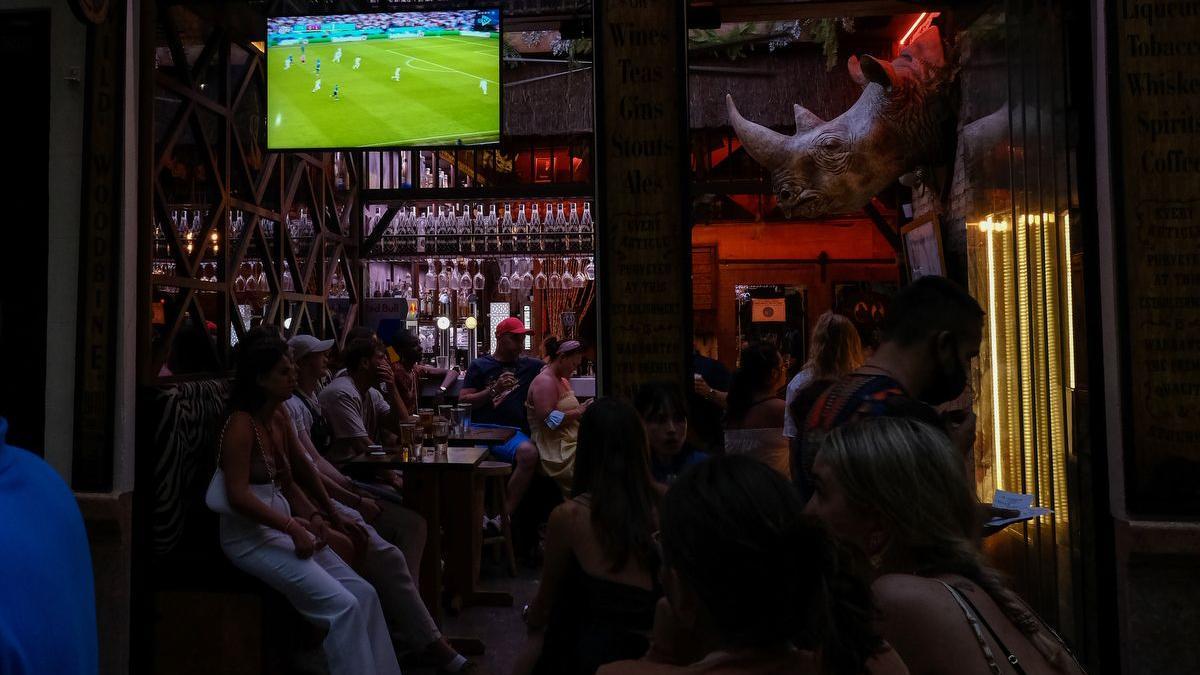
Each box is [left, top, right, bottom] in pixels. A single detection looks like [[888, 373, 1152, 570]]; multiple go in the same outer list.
[[149, 379, 229, 559]]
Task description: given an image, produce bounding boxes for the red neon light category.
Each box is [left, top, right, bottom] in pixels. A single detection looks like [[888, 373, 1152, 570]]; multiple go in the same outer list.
[[899, 12, 939, 46]]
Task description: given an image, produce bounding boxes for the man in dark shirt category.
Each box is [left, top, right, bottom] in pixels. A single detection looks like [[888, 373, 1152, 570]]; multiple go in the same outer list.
[[798, 276, 984, 494], [690, 349, 732, 455], [460, 317, 542, 515]]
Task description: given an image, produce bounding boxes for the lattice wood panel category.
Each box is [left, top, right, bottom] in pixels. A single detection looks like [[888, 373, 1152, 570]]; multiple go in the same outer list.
[[146, 2, 359, 382]]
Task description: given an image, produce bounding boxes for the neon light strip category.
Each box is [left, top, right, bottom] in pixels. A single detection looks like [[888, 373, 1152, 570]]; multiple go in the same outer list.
[[1062, 211, 1077, 389], [899, 13, 928, 46], [984, 217, 1004, 490]]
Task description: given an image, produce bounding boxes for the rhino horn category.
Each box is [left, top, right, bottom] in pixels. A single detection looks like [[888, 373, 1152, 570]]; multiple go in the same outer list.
[[726, 94, 791, 169], [793, 104, 825, 133]]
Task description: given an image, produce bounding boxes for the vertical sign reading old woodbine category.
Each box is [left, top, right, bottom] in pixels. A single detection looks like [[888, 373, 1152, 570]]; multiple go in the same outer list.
[[595, 0, 690, 397], [1114, 1, 1200, 513], [73, 3, 123, 491]]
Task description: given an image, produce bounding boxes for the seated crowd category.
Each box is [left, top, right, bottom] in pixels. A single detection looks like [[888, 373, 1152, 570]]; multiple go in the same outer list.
[[206, 276, 1084, 675]]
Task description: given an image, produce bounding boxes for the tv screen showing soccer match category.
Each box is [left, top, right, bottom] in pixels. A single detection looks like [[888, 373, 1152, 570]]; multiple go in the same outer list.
[[266, 9, 501, 150]]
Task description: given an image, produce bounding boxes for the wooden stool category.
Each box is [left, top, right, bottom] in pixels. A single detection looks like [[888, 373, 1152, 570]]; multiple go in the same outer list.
[[477, 460, 517, 577]]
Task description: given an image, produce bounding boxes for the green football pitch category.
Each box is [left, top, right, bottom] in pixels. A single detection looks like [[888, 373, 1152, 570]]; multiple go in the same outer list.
[[267, 35, 500, 149]]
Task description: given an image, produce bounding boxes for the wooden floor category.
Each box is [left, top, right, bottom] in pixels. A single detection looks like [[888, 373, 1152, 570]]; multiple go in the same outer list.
[[411, 559, 541, 675]]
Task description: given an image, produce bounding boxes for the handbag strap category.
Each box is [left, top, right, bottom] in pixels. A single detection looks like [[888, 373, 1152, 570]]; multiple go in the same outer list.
[[938, 580, 1026, 675], [214, 413, 267, 479]]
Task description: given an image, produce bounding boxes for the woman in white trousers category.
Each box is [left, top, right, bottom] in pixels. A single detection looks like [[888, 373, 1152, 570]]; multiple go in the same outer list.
[[212, 330, 401, 675]]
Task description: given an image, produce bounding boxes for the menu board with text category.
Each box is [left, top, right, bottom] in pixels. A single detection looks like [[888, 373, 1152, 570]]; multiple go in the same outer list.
[[1113, 2, 1200, 514], [596, 0, 690, 397]]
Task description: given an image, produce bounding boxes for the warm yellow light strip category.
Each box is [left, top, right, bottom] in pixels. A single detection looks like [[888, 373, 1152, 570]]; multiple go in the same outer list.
[[983, 215, 1005, 491], [1016, 214, 1034, 492], [1032, 215, 1054, 516], [1062, 211, 1077, 389], [1043, 212, 1069, 523], [999, 221, 1020, 487]]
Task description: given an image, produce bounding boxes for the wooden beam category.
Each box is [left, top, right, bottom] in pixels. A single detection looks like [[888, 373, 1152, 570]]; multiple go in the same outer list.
[[863, 200, 902, 253]]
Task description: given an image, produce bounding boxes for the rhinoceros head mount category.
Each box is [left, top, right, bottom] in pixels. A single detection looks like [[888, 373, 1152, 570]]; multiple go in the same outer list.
[[727, 27, 954, 218]]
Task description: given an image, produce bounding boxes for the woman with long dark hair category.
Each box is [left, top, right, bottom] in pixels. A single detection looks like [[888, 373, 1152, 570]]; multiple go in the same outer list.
[[515, 398, 662, 675], [599, 455, 906, 675], [806, 417, 1085, 675], [212, 329, 400, 675], [633, 381, 706, 488], [724, 341, 790, 476]]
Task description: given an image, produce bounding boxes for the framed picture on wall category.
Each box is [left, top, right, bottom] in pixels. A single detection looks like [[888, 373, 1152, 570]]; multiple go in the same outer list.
[[901, 214, 946, 280]]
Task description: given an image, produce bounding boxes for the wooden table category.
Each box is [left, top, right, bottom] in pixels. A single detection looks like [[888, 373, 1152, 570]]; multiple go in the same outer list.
[[448, 425, 516, 448], [344, 446, 509, 632]]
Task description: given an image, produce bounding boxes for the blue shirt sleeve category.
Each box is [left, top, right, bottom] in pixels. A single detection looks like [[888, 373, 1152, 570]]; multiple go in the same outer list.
[[463, 359, 490, 391]]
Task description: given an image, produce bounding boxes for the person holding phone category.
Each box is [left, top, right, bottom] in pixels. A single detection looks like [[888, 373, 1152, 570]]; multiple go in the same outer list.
[[459, 317, 543, 516], [527, 337, 593, 495]]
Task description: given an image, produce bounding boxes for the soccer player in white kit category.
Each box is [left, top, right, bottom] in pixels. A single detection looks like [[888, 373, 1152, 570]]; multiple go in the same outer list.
[[284, 55, 293, 70], [353, 56, 362, 70], [333, 47, 342, 63], [479, 79, 487, 95], [392, 67, 401, 81], [312, 78, 322, 92]]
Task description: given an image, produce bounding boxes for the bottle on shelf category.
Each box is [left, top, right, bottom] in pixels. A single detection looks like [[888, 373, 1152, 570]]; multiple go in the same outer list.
[[416, 207, 428, 254], [516, 203, 528, 252], [555, 202, 569, 252], [500, 203, 514, 254], [529, 202, 543, 252]]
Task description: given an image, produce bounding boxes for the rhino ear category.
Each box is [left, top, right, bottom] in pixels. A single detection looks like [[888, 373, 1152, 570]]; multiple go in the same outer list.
[[847, 55, 869, 86], [857, 54, 897, 90], [793, 104, 825, 132]]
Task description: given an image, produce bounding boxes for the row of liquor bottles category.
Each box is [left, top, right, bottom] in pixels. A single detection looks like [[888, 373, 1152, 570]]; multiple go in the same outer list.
[[368, 200, 596, 254]]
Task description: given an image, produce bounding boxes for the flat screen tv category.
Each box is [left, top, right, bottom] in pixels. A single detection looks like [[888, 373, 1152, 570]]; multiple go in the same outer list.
[[266, 9, 501, 150]]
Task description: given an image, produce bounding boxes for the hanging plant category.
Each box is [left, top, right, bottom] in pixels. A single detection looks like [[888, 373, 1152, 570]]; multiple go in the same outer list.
[[686, 18, 853, 70]]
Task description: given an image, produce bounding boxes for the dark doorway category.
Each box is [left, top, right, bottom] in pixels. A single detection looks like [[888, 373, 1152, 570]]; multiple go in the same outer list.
[[0, 11, 49, 453]]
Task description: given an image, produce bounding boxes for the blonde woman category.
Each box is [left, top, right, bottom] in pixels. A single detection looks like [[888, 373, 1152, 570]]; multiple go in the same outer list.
[[784, 312, 864, 496], [527, 337, 592, 494], [805, 418, 1085, 675]]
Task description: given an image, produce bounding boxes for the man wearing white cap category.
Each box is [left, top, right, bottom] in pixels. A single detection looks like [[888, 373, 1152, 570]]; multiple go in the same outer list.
[[285, 334, 471, 672]]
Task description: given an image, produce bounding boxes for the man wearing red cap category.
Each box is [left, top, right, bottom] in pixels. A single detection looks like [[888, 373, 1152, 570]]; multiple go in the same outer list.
[[459, 317, 542, 517]]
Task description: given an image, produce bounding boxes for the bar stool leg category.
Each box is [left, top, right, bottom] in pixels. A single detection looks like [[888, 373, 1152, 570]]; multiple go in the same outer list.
[[495, 477, 517, 577]]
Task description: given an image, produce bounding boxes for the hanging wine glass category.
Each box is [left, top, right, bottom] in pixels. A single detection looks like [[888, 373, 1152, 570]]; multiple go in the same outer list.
[[448, 259, 460, 291], [498, 259, 511, 294], [560, 259, 572, 288], [534, 258, 548, 290], [438, 259, 451, 290], [423, 257, 436, 291], [460, 261, 473, 290], [508, 258, 522, 292], [549, 259, 562, 290], [575, 259, 588, 288], [521, 257, 535, 290], [473, 258, 485, 290], [585, 256, 595, 281]]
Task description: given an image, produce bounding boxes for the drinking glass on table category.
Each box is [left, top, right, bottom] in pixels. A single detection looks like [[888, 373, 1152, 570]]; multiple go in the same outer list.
[[433, 420, 450, 457], [418, 408, 435, 436], [399, 421, 417, 460], [438, 404, 455, 428]]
